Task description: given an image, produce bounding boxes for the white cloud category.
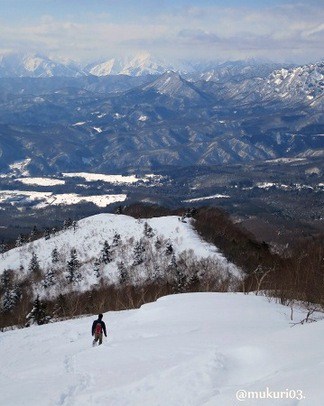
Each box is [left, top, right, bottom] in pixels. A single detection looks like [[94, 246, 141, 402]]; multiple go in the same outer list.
[[0, 3, 323, 63]]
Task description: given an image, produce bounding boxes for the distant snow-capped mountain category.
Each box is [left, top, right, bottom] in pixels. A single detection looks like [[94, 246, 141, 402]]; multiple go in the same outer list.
[[262, 62, 324, 103], [194, 60, 292, 82], [87, 52, 174, 77], [222, 61, 324, 106], [0, 52, 84, 78]]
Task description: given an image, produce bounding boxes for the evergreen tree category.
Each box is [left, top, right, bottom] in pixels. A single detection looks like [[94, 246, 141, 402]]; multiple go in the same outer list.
[[168, 254, 187, 293], [15, 234, 24, 247], [43, 268, 56, 289], [143, 222, 154, 238], [133, 240, 145, 266], [155, 238, 162, 250], [26, 295, 51, 326], [93, 259, 101, 279], [100, 240, 112, 264], [1, 281, 21, 313], [63, 218, 73, 230], [169, 253, 177, 270], [29, 225, 38, 241], [165, 242, 173, 256], [0, 269, 11, 292], [0, 240, 6, 254], [115, 205, 123, 214], [66, 249, 82, 283], [118, 261, 128, 284], [112, 232, 121, 247], [44, 228, 51, 240], [1, 289, 17, 313], [28, 252, 40, 274], [187, 270, 200, 291], [152, 263, 162, 282], [174, 267, 187, 293], [51, 248, 59, 264], [72, 220, 78, 233]]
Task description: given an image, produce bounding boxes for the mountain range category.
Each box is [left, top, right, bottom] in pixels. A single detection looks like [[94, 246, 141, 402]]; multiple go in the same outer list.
[[0, 51, 291, 79], [0, 54, 322, 175]]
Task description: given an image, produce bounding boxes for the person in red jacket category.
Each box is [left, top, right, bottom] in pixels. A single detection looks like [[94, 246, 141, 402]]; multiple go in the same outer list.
[[92, 313, 107, 346]]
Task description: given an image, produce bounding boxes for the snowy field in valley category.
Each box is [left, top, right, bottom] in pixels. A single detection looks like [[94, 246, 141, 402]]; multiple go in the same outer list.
[[1, 293, 323, 406], [15, 177, 66, 186], [61, 172, 163, 184], [0, 214, 239, 295], [0, 190, 127, 208]]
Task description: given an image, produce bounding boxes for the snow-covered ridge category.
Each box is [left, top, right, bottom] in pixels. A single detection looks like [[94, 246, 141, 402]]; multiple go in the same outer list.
[[263, 61, 324, 101], [1, 292, 323, 405], [0, 213, 240, 295]]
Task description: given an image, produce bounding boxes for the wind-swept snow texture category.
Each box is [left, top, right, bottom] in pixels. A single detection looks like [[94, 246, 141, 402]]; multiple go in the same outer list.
[[1, 293, 323, 405]]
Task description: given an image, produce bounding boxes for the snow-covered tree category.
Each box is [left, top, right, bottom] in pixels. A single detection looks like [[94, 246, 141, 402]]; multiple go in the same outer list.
[[165, 242, 173, 256], [29, 225, 38, 241], [143, 222, 154, 238], [26, 295, 51, 326], [28, 252, 40, 274], [152, 263, 162, 281], [1, 273, 21, 313], [44, 228, 51, 240], [174, 267, 187, 293], [115, 205, 123, 214], [66, 249, 82, 283], [63, 218, 73, 230], [118, 261, 128, 285], [93, 259, 101, 279], [72, 220, 78, 233], [43, 268, 56, 289], [51, 248, 59, 264], [0, 240, 6, 254], [168, 254, 187, 293], [15, 234, 24, 247], [112, 232, 121, 247], [1, 288, 20, 313], [0, 269, 11, 291], [100, 240, 112, 264], [155, 238, 162, 250], [133, 240, 145, 266]]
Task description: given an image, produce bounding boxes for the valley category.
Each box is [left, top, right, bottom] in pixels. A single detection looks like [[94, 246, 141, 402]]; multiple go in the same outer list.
[[0, 157, 322, 248]]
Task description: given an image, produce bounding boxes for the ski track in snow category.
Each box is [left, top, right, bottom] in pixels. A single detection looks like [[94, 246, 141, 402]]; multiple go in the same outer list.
[[1, 293, 324, 405]]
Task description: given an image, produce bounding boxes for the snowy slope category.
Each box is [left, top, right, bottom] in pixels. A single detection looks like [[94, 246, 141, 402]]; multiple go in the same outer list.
[[0, 214, 239, 295], [1, 293, 323, 405]]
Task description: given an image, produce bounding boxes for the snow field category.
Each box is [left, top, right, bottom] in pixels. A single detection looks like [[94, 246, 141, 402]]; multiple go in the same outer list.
[[1, 293, 323, 405]]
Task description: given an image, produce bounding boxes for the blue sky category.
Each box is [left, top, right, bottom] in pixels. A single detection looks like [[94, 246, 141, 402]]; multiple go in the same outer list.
[[0, 0, 323, 63]]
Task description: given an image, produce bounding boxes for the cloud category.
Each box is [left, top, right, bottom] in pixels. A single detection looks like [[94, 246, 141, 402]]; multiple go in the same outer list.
[[0, 2, 323, 63]]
